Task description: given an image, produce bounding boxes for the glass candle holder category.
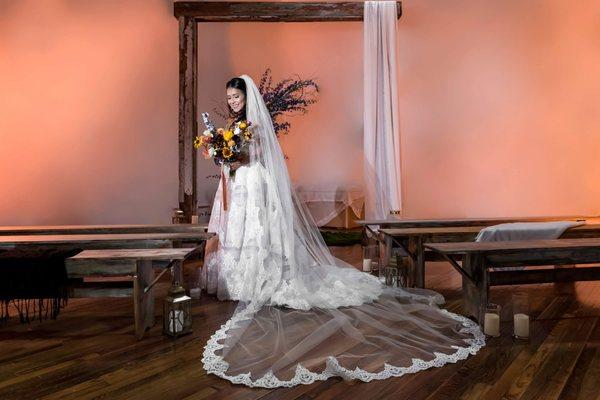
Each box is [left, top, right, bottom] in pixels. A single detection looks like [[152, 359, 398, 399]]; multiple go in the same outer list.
[[362, 244, 377, 272], [512, 293, 530, 339], [384, 267, 399, 287], [483, 303, 501, 337]]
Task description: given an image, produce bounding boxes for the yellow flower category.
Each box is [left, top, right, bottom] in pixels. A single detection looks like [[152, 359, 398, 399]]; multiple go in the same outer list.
[[222, 147, 232, 158], [239, 122, 247, 130], [227, 140, 236, 147], [193, 136, 203, 149], [223, 130, 234, 141]]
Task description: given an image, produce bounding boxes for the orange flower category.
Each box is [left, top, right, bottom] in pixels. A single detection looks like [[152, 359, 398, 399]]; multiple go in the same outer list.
[[227, 140, 235, 147], [222, 147, 233, 158]]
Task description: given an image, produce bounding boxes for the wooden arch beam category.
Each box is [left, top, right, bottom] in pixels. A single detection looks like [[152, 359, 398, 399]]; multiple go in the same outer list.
[[175, 2, 402, 222], [175, 2, 402, 22]]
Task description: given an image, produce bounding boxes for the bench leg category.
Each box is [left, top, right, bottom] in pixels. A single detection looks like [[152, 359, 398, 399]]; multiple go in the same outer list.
[[134, 260, 154, 340], [407, 237, 425, 288], [172, 260, 184, 285], [461, 253, 488, 325]]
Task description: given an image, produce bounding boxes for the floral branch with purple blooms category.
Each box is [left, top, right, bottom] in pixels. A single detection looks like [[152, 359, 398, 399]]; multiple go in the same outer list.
[[214, 69, 319, 137]]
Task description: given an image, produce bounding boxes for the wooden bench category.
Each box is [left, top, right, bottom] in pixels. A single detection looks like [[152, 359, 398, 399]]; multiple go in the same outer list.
[[0, 224, 208, 236], [0, 232, 212, 251], [0, 232, 212, 336], [425, 238, 600, 325], [67, 248, 198, 339], [379, 222, 600, 288], [356, 215, 597, 229]]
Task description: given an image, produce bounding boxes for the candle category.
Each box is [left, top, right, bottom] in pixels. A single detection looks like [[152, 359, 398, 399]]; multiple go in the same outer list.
[[190, 215, 199, 224], [484, 312, 500, 337], [513, 313, 529, 338], [362, 258, 372, 272], [167, 310, 184, 333]]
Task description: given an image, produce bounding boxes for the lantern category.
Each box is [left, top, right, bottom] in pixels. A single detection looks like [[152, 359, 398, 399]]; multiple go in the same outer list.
[[163, 282, 192, 338], [172, 208, 186, 224]]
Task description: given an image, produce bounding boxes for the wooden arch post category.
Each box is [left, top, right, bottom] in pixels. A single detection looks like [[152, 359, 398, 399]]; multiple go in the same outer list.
[[177, 15, 197, 222], [174, 1, 402, 222]]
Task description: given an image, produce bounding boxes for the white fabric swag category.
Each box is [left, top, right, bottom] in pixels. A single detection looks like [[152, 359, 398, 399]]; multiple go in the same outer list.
[[364, 1, 403, 219]]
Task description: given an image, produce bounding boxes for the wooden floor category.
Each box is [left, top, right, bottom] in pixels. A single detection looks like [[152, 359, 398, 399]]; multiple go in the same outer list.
[[0, 245, 599, 400]]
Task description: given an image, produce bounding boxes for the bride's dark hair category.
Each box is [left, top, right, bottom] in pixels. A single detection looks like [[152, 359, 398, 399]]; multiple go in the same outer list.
[[226, 77, 247, 121]]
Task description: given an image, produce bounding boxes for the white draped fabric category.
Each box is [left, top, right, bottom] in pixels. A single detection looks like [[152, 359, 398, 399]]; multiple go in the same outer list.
[[476, 221, 585, 271], [294, 185, 364, 227], [364, 1, 403, 219], [476, 221, 584, 242]]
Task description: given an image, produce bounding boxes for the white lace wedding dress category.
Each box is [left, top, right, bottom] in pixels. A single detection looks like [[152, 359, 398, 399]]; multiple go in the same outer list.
[[200, 75, 484, 388]]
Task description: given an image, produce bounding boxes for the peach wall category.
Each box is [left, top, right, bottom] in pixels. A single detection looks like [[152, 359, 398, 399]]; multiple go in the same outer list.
[[1, 0, 599, 225]]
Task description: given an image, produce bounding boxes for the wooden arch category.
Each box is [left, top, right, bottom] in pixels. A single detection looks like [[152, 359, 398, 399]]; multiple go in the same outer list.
[[174, 1, 402, 221]]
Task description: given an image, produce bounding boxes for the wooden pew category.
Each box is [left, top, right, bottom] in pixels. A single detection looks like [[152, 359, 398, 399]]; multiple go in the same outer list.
[[67, 248, 198, 339], [425, 238, 600, 324], [379, 223, 600, 288]]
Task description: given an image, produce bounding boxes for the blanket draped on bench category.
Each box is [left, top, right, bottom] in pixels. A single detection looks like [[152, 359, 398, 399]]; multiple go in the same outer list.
[[476, 221, 584, 271], [0, 248, 81, 324]]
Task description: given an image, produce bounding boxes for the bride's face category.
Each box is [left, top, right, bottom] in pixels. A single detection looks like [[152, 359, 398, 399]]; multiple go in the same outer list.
[[227, 88, 246, 114]]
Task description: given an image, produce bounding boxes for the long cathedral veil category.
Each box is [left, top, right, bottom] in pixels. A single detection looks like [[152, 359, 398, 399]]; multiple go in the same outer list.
[[201, 75, 484, 387]]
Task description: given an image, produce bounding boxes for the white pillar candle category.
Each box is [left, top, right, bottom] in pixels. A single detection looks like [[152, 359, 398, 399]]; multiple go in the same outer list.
[[190, 215, 199, 224], [362, 258, 372, 272], [484, 312, 500, 337], [513, 313, 530, 338], [168, 310, 184, 333]]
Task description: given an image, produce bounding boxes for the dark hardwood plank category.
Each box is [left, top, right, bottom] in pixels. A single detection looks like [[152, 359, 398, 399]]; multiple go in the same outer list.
[[0, 245, 598, 400]]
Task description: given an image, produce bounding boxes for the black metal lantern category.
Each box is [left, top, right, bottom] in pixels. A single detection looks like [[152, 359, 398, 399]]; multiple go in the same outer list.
[[163, 282, 192, 338]]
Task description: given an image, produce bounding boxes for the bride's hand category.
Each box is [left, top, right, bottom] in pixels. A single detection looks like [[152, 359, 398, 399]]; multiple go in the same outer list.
[[229, 161, 242, 172]]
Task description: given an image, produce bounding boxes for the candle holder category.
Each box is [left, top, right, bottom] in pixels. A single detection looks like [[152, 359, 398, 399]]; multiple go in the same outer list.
[[483, 303, 501, 337], [362, 244, 377, 273], [512, 293, 530, 340], [163, 280, 193, 338], [384, 266, 399, 287], [171, 208, 186, 224]]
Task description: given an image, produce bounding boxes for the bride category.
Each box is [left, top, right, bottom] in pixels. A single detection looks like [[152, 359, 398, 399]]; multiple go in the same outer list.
[[200, 75, 484, 388]]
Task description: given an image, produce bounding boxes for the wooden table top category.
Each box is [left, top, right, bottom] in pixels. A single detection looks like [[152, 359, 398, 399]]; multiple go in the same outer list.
[[0, 224, 208, 235], [357, 215, 598, 227], [425, 238, 600, 254], [0, 232, 213, 248], [380, 223, 600, 237], [69, 248, 197, 261]]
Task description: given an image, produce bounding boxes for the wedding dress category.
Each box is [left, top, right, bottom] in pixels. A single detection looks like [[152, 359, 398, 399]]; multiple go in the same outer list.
[[200, 75, 484, 388]]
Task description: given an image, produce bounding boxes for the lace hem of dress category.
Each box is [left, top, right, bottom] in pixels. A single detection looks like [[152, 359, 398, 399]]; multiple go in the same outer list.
[[201, 307, 486, 388]]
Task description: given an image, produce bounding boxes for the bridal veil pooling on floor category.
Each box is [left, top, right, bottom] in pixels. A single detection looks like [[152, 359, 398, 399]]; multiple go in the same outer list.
[[197, 73, 484, 388]]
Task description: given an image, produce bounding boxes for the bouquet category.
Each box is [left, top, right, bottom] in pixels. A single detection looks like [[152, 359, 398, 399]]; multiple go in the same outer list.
[[194, 112, 252, 165]]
